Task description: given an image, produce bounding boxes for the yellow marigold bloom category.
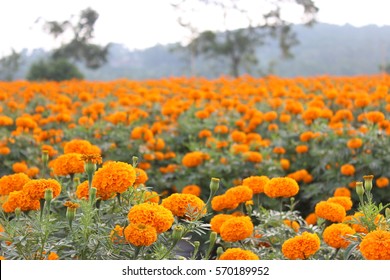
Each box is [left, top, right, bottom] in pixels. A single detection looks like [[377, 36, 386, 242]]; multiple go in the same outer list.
[[243, 151, 263, 163], [134, 168, 149, 185], [220, 216, 254, 242], [182, 184, 201, 197], [305, 213, 318, 225], [219, 248, 259, 260], [181, 151, 208, 168], [242, 175, 269, 194], [211, 194, 238, 211], [225, 185, 253, 204], [315, 201, 346, 222], [127, 203, 174, 233], [347, 138, 363, 149], [210, 214, 234, 233], [47, 252, 59, 260], [124, 223, 157, 247], [64, 139, 101, 155], [51, 153, 85, 176], [2, 190, 40, 212], [264, 177, 299, 198], [327, 196, 353, 211], [92, 161, 136, 196], [340, 164, 355, 176], [161, 193, 206, 218], [282, 232, 320, 260], [23, 179, 61, 200], [110, 225, 127, 244], [283, 220, 300, 232], [359, 230, 390, 260], [333, 187, 351, 197], [0, 173, 30, 195], [376, 177, 389, 188], [323, 223, 355, 249], [295, 145, 309, 154]]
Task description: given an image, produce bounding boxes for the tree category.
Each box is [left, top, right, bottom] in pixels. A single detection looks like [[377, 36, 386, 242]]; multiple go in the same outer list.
[[0, 49, 22, 81], [172, 0, 318, 77], [27, 59, 84, 81], [41, 7, 109, 69]]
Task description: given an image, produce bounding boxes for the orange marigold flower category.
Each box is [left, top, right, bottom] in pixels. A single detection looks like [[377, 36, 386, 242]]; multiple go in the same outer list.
[[134, 168, 149, 185], [264, 177, 299, 198], [198, 129, 212, 139], [300, 131, 315, 142], [295, 145, 309, 154], [63, 201, 80, 209], [340, 164, 355, 176], [0, 173, 30, 195], [220, 216, 254, 242], [182, 184, 201, 197], [12, 161, 28, 173], [305, 213, 318, 225], [51, 153, 85, 176], [280, 158, 290, 170], [92, 161, 136, 196], [80, 154, 102, 165], [282, 232, 320, 260], [214, 125, 229, 134], [327, 196, 353, 211], [47, 252, 59, 260], [243, 151, 263, 163], [0, 115, 13, 126], [347, 138, 363, 149], [110, 225, 127, 244], [181, 151, 208, 168], [210, 214, 234, 233], [23, 179, 61, 200], [376, 177, 389, 188], [323, 223, 355, 249], [219, 248, 259, 260], [161, 193, 206, 218], [273, 146, 286, 154], [2, 190, 40, 212], [333, 187, 351, 197], [211, 195, 238, 212], [142, 191, 160, 204], [127, 203, 174, 233], [124, 223, 157, 247], [359, 230, 390, 260], [225, 185, 253, 204], [242, 175, 269, 194], [230, 130, 247, 143], [283, 220, 300, 232], [315, 201, 346, 222], [64, 139, 101, 155]]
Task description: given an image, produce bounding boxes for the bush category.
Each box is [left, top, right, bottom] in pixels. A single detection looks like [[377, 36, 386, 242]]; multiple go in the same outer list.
[[27, 59, 84, 81]]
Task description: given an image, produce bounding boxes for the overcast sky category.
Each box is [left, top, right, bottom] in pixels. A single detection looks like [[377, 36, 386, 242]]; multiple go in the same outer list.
[[0, 0, 389, 55]]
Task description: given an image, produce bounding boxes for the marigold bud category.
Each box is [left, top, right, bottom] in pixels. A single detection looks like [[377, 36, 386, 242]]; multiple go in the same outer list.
[[356, 182, 364, 201], [209, 177, 220, 195], [363, 175, 374, 193]]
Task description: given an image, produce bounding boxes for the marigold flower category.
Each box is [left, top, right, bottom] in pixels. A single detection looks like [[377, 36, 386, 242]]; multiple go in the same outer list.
[[181, 151, 208, 168], [182, 185, 201, 197], [210, 214, 234, 233], [0, 115, 13, 126], [323, 223, 355, 249], [220, 216, 254, 242], [340, 164, 355, 176], [280, 158, 290, 170], [282, 232, 320, 260], [211, 194, 238, 211], [295, 145, 309, 154], [2, 190, 40, 212], [219, 248, 259, 260], [124, 223, 157, 247], [327, 196, 353, 211], [92, 161, 136, 196], [305, 213, 318, 225], [243, 151, 263, 163], [283, 220, 300, 232], [198, 129, 212, 138], [225, 185, 253, 204], [242, 176, 269, 194], [80, 154, 102, 165], [315, 201, 346, 222], [264, 177, 299, 198], [376, 177, 389, 188], [110, 225, 127, 244], [273, 146, 286, 154], [51, 153, 85, 176], [12, 161, 28, 173], [347, 138, 363, 149], [344, 212, 383, 233], [0, 173, 30, 195], [333, 187, 351, 197], [134, 168, 149, 185], [161, 193, 206, 218], [127, 203, 174, 233], [359, 230, 390, 260], [63, 139, 101, 155], [47, 252, 59, 260], [23, 179, 61, 200]]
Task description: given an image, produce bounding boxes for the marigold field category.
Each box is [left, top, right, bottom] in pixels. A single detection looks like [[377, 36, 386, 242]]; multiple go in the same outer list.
[[1, 75, 390, 260]]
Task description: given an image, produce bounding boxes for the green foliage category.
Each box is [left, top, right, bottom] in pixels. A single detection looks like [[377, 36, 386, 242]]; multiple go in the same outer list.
[[0, 49, 22, 81], [27, 59, 84, 81]]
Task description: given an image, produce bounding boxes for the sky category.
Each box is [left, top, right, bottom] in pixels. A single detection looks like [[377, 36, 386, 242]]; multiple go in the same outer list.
[[1, 0, 390, 56]]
